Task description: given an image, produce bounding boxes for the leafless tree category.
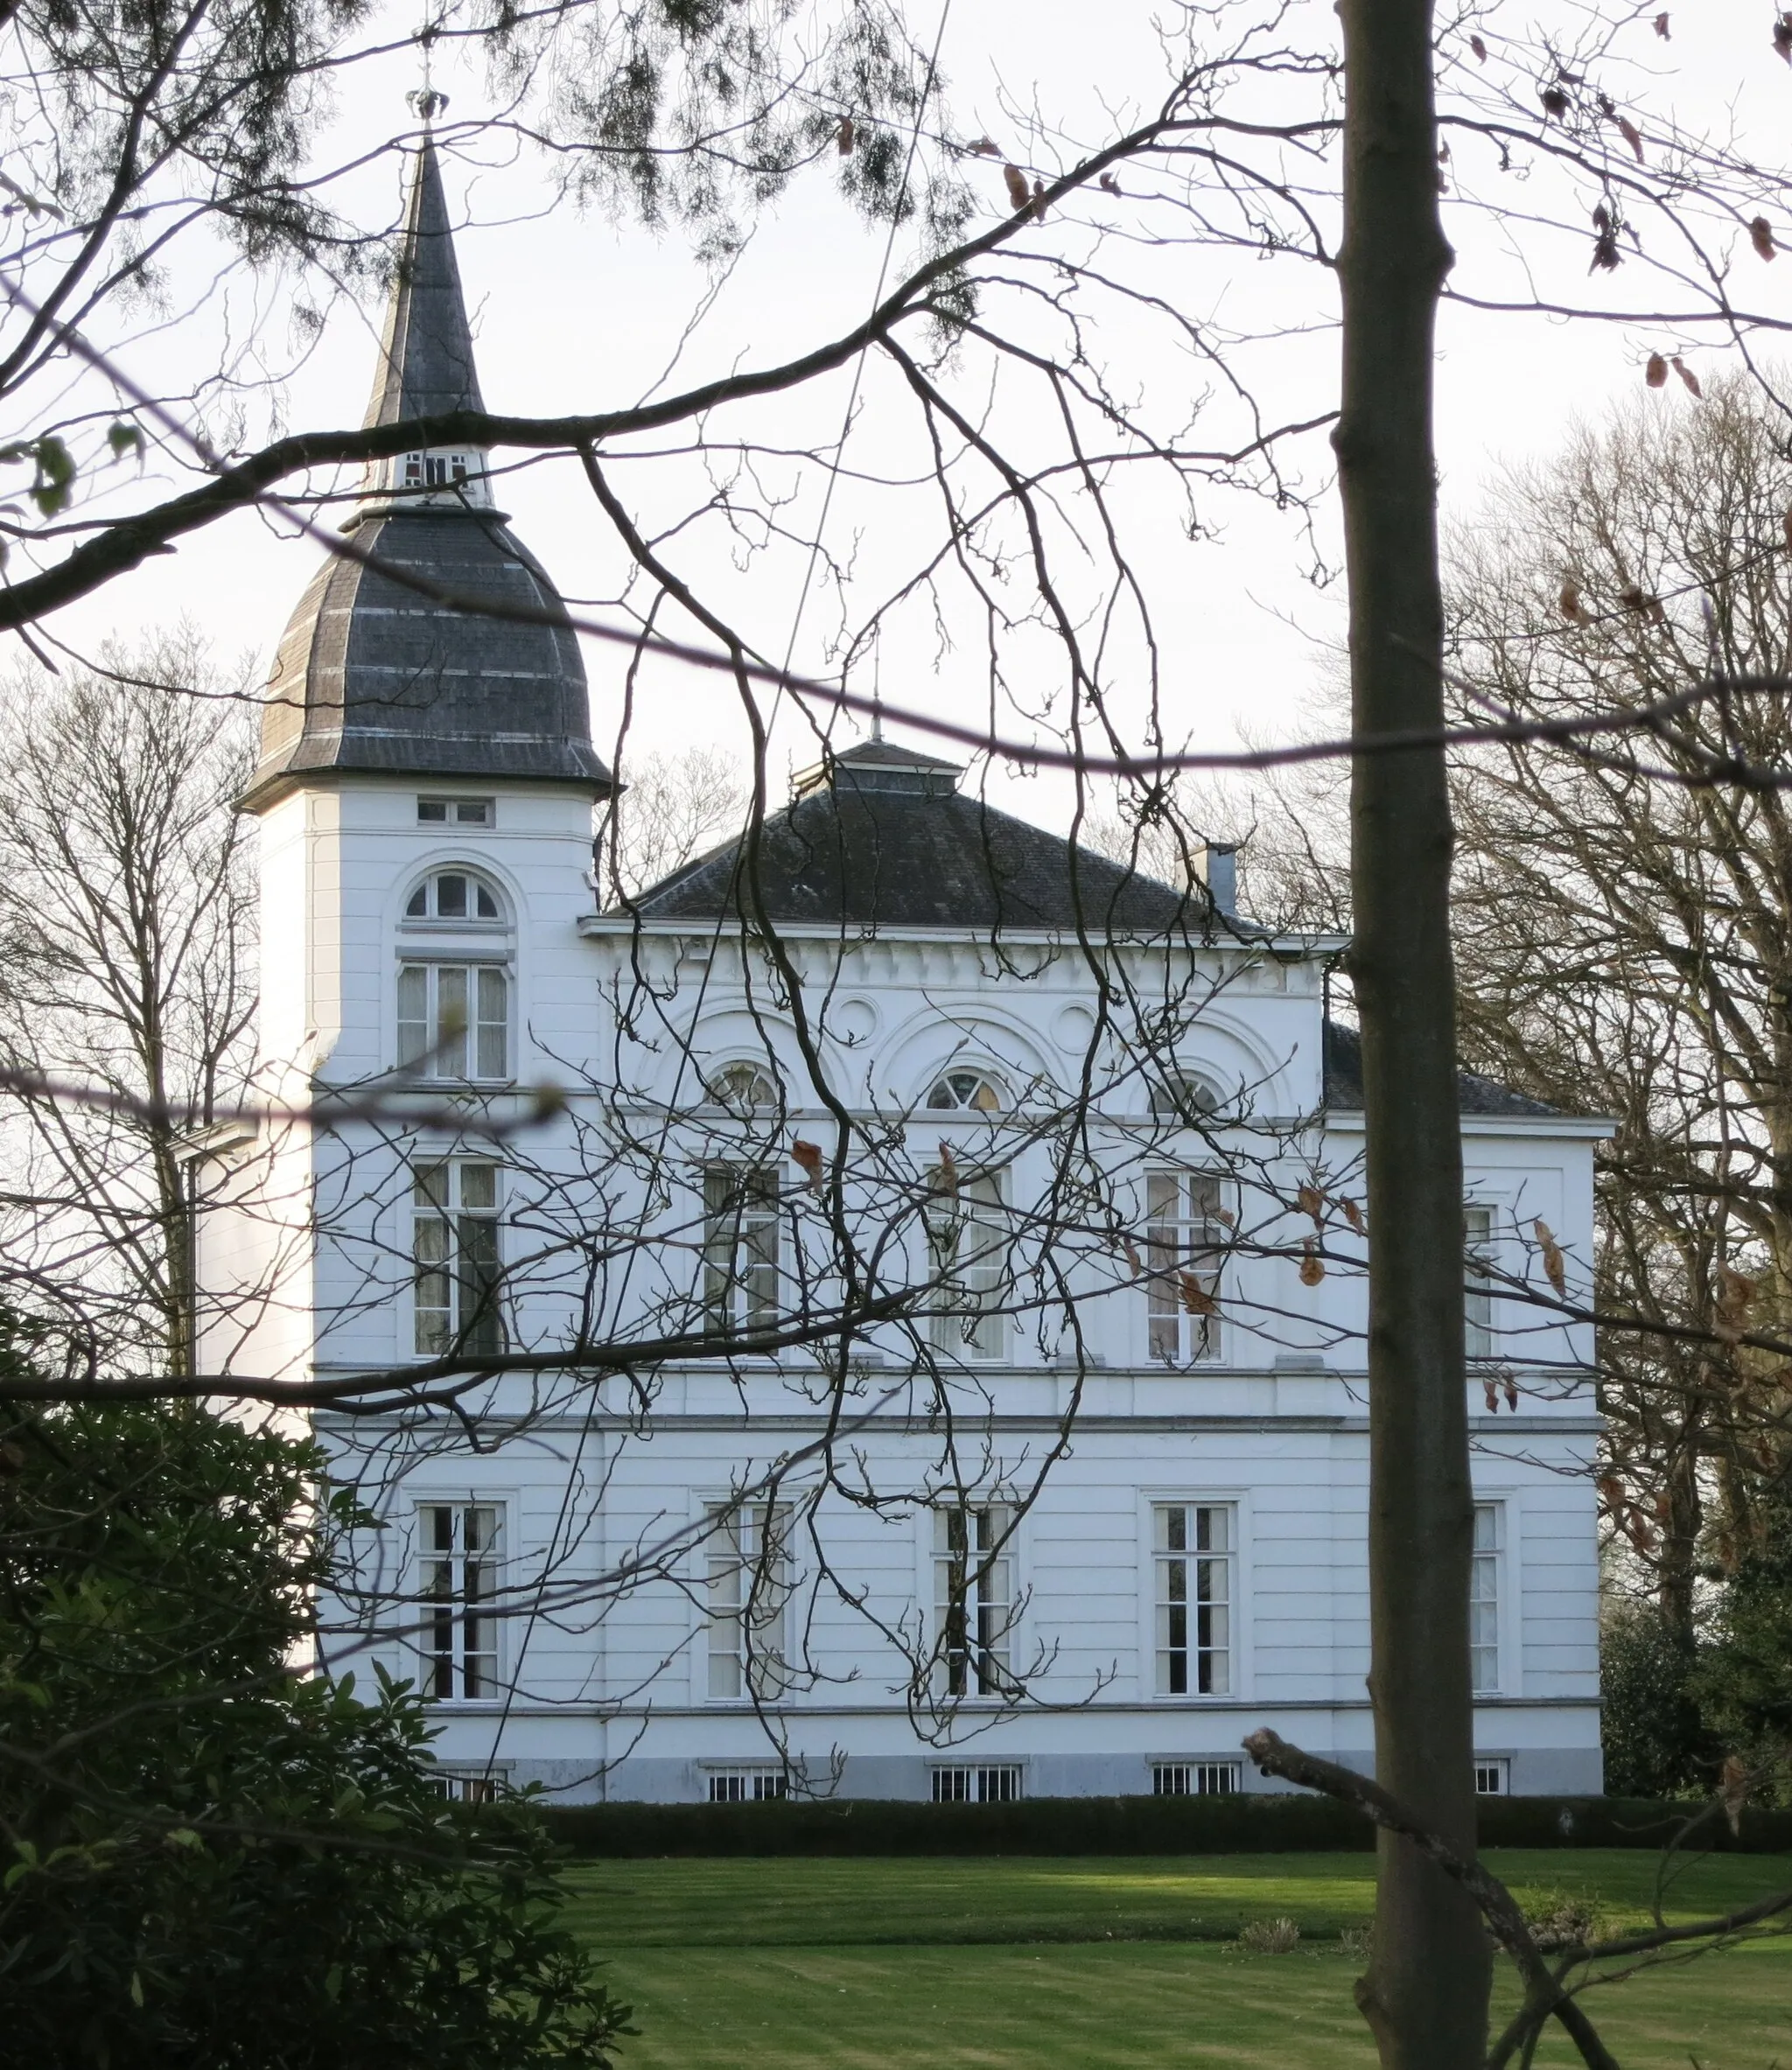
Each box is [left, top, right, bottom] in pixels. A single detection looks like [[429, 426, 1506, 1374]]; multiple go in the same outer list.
[[0, 633, 256, 1373]]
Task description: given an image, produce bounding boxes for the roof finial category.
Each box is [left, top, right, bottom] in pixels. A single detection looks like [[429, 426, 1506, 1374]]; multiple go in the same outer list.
[[870, 649, 884, 742]]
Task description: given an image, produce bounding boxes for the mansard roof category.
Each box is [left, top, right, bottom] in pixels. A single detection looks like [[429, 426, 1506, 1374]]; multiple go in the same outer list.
[[1320, 1020, 1562, 1119], [242, 134, 610, 810], [626, 741, 1222, 935]]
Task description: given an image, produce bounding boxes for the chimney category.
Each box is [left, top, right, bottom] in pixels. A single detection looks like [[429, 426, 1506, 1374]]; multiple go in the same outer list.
[[1196, 841, 1238, 918]]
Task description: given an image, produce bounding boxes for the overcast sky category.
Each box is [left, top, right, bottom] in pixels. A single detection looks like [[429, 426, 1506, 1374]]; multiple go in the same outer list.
[[32, 0, 1792, 832]]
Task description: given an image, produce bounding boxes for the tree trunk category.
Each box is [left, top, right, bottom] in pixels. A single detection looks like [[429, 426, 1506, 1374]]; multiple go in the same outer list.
[[1334, 2, 1488, 2062]]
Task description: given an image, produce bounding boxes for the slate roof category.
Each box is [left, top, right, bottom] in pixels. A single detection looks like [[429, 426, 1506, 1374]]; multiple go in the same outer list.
[[628, 741, 1220, 935], [242, 135, 609, 809], [1321, 1020, 1561, 1118]]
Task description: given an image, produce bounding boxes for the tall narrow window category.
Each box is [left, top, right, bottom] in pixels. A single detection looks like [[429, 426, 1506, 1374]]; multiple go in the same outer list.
[[1155, 1502, 1234, 1696], [1464, 1205, 1494, 1360], [1471, 1502, 1501, 1693], [705, 1502, 792, 1700], [928, 1167, 1008, 1361], [703, 1165, 780, 1334], [397, 962, 509, 1080], [419, 1502, 500, 1700], [933, 1504, 1014, 1696], [414, 1161, 503, 1356], [1145, 1173, 1227, 1361]]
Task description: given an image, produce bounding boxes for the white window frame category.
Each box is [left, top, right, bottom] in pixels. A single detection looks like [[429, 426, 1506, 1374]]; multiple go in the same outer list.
[[1152, 1500, 1236, 1696], [1471, 1500, 1502, 1695], [1464, 1203, 1496, 1360], [1152, 1760, 1241, 1796], [397, 960, 510, 1081], [702, 1164, 781, 1336], [416, 1500, 502, 1703], [927, 1164, 1009, 1362], [416, 795, 494, 827], [704, 1500, 793, 1702], [931, 1500, 1017, 1698], [931, 1764, 1023, 1802], [1474, 1758, 1510, 1796], [402, 866, 508, 926], [705, 1768, 788, 1802], [1144, 1171, 1227, 1363], [412, 1159, 505, 1357], [430, 1763, 512, 1801]]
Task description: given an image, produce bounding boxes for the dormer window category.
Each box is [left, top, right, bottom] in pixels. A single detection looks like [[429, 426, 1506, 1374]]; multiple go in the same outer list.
[[406, 870, 502, 923], [418, 796, 494, 827], [927, 1070, 1004, 1114], [401, 452, 472, 490]]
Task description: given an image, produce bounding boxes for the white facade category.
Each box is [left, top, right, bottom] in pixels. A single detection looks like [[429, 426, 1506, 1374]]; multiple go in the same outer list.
[[197, 759, 1605, 1803], [195, 138, 1603, 1804]]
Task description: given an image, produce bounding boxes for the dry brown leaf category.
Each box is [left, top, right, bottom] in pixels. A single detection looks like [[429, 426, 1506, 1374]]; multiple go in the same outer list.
[[1777, 14, 1792, 63], [968, 136, 1001, 156], [1672, 355, 1703, 397], [1296, 1183, 1324, 1225], [1541, 85, 1570, 118], [1098, 171, 1121, 195], [1031, 177, 1048, 223], [1298, 1241, 1325, 1288], [836, 116, 855, 156], [1654, 10, 1670, 38], [1469, 32, 1488, 59], [1754, 215, 1778, 262], [1618, 115, 1644, 161], [1179, 1270, 1217, 1316], [791, 1137, 824, 1190], [934, 1140, 957, 1195], [1214, 1205, 1237, 1228], [1558, 578, 1591, 624], [1340, 1196, 1365, 1234], [1503, 1375, 1520, 1412], [1122, 1235, 1142, 1279], [1646, 352, 1668, 388], [1482, 1377, 1499, 1413], [1533, 1218, 1567, 1297], [1598, 1470, 1626, 1509], [1002, 164, 1031, 213]]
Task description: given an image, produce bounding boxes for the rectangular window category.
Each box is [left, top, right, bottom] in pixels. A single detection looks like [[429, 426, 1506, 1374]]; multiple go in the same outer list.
[[933, 1503, 1014, 1696], [419, 1502, 500, 1701], [705, 1501, 792, 1700], [430, 1767, 509, 1802], [928, 1167, 1008, 1361], [417, 796, 494, 826], [1152, 1760, 1240, 1795], [931, 1765, 1023, 1803], [1145, 1172, 1226, 1361], [397, 962, 509, 1080], [1474, 1759, 1510, 1797], [706, 1770, 788, 1803], [1471, 1502, 1501, 1693], [1155, 1502, 1234, 1696], [1465, 1205, 1494, 1359], [702, 1165, 780, 1335], [413, 1161, 503, 1357]]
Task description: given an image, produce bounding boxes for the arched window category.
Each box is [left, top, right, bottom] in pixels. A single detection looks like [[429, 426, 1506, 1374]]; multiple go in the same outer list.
[[1152, 1073, 1221, 1122], [705, 1063, 779, 1111], [399, 869, 510, 1080], [405, 869, 504, 924], [926, 1069, 1005, 1114]]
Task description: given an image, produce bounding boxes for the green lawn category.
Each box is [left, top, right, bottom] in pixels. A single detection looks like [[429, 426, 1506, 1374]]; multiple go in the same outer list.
[[563, 1852, 1792, 2068]]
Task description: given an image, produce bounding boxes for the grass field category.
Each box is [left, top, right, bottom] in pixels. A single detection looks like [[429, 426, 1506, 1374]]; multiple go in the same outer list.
[[563, 1851, 1792, 2068]]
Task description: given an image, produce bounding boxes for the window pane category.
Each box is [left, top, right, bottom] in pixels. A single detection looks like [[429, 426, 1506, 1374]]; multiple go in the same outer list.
[[396, 965, 429, 1067], [458, 1162, 497, 1213], [476, 968, 508, 1079], [434, 965, 468, 1077], [475, 881, 499, 919], [436, 872, 468, 918]]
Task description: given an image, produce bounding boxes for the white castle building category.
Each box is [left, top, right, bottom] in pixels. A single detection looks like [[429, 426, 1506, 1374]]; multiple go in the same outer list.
[[194, 141, 1606, 1804]]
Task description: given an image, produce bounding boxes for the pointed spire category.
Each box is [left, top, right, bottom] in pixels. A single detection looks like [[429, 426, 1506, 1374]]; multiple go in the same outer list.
[[364, 129, 486, 432]]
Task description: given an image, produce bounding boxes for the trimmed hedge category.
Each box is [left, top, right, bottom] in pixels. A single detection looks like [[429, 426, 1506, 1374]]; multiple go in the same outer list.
[[542, 1792, 1792, 1858]]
